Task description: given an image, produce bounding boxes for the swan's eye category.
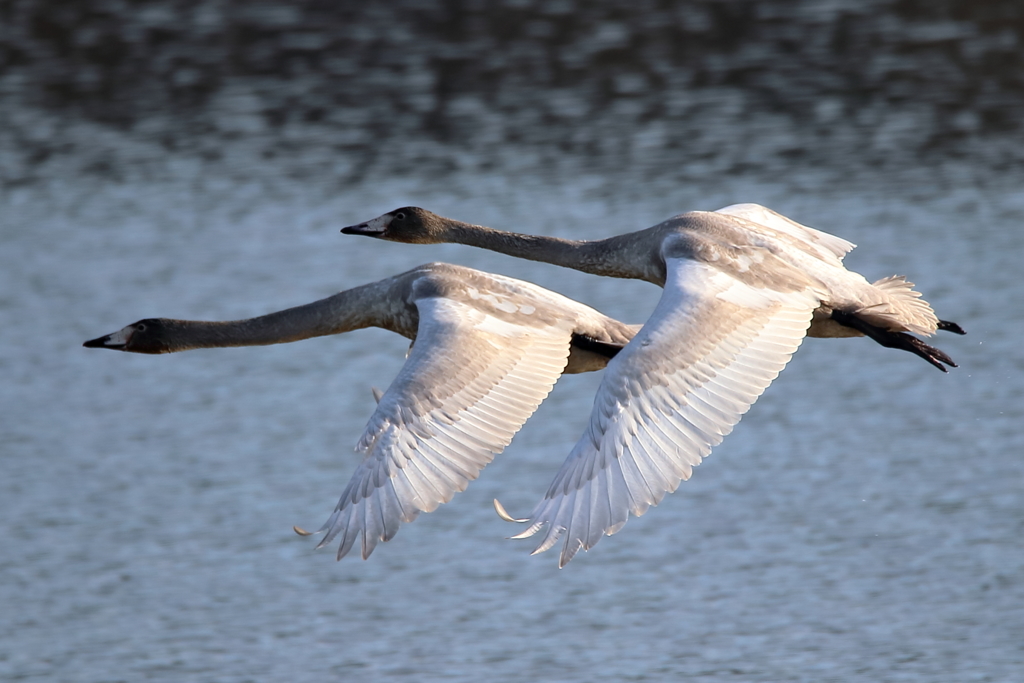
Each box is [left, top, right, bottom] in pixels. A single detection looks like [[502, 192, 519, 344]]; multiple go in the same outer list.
[[136, 323, 147, 331], [394, 212, 406, 221]]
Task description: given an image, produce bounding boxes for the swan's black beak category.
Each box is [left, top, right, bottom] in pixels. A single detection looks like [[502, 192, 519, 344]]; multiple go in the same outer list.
[[341, 214, 391, 237], [341, 223, 372, 235], [83, 334, 122, 349], [83, 325, 133, 350], [341, 223, 386, 237]]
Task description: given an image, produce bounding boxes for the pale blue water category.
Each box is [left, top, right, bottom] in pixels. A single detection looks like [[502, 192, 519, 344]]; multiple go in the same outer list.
[[2, 1, 1023, 679], [1, 169, 1021, 682]]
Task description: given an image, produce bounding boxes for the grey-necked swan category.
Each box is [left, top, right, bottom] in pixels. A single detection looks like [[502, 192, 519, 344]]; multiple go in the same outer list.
[[84, 262, 639, 561], [342, 204, 966, 566]]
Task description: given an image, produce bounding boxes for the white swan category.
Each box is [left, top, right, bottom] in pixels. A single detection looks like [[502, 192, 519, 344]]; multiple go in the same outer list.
[[84, 262, 639, 560], [342, 204, 966, 566]]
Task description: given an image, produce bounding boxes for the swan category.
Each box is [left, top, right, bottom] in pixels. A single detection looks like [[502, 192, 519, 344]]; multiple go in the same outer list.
[[341, 204, 966, 566], [83, 262, 639, 560]]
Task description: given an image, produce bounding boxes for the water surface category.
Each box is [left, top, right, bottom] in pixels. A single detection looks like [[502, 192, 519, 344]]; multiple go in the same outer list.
[[1, 2, 1022, 681]]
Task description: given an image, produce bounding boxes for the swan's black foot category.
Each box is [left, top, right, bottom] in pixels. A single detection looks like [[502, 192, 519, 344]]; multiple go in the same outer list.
[[571, 333, 626, 360], [938, 320, 967, 335], [831, 310, 958, 372]]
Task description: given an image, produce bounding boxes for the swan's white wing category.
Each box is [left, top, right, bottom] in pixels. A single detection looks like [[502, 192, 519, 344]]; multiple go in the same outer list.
[[512, 257, 821, 567], [715, 203, 856, 265], [316, 295, 574, 560]]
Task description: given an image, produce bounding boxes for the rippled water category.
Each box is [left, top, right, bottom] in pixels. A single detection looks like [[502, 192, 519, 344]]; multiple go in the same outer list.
[[3, 170, 1021, 682], [4, 0, 1024, 186], [2, 2, 1023, 681]]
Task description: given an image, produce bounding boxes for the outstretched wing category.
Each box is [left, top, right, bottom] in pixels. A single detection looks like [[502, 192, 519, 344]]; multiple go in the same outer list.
[[511, 257, 821, 566], [315, 295, 574, 560]]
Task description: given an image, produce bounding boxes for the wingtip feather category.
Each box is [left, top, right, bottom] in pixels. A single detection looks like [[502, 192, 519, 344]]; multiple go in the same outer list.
[[493, 498, 529, 523]]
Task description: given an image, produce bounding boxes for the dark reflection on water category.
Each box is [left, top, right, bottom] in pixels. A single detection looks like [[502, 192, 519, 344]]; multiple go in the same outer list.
[[2, 0, 1023, 184]]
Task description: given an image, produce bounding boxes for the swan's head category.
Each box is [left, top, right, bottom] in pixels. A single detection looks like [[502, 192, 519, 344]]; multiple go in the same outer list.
[[341, 207, 452, 244], [83, 319, 174, 354]]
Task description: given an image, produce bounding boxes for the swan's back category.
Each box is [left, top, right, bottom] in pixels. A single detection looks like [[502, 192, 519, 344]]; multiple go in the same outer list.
[[408, 262, 638, 348], [658, 208, 941, 337], [713, 203, 856, 266]]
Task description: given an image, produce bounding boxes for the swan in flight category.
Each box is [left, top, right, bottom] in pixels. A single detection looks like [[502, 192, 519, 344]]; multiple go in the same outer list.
[[342, 204, 966, 566], [84, 262, 639, 561]]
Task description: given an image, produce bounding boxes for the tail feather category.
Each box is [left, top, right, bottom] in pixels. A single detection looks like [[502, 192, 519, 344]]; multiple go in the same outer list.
[[862, 275, 939, 336]]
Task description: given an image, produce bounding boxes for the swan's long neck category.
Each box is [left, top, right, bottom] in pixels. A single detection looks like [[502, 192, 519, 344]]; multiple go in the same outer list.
[[152, 280, 404, 352], [443, 221, 655, 281]]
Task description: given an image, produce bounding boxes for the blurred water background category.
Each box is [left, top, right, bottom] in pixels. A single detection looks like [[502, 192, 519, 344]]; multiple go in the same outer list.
[[1, 1, 1022, 681]]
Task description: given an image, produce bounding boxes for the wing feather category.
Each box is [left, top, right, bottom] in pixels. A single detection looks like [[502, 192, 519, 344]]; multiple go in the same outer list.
[[714, 203, 856, 264], [513, 258, 821, 566], [316, 295, 574, 560]]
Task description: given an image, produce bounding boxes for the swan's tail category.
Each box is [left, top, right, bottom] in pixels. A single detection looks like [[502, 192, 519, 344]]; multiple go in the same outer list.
[[862, 275, 940, 336]]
